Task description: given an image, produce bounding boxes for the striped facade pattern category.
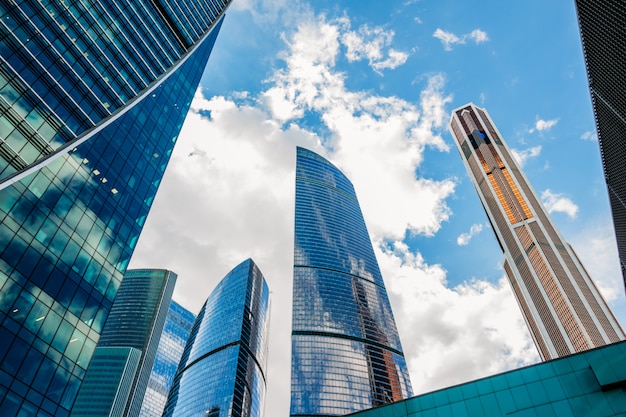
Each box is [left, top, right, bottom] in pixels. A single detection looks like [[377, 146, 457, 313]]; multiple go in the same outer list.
[[574, 0, 626, 291], [449, 103, 624, 360]]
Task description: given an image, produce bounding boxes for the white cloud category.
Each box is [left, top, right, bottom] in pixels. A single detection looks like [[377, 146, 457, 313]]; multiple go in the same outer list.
[[130, 12, 535, 415], [529, 118, 558, 133], [433, 28, 489, 51], [379, 242, 538, 393], [469, 29, 489, 43], [510, 145, 541, 167], [231, 0, 307, 27], [339, 20, 409, 74], [457, 223, 484, 246], [580, 130, 597, 141], [540, 189, 579, 219], [569, 220, 623, 302], [433, 29, 460, 51]]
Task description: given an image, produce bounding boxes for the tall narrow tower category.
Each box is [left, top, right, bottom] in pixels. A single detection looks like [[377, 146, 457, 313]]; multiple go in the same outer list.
[[71, 269, 177, 417], [139, 300, 195, 417], [162, 259, 270, 417], [290, 147, 412, 416], [449, 103, 624, 360]]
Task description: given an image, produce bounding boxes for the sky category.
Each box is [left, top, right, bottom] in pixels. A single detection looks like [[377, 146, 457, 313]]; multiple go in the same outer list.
[[129, 1, 626, 415]]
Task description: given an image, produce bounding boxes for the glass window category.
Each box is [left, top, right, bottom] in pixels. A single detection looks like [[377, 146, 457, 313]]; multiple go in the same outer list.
[[16, 348, 44, 385]]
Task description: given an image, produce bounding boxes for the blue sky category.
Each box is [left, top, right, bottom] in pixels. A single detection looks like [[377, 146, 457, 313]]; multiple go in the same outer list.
[[129, 1, 625, 414]]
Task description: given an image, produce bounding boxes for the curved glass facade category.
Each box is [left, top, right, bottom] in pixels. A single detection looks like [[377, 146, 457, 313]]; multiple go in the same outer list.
[[139, 301, 195, 417], [162, 259, 270, 417], [0, 0, 230, 184], [0, 1, 231, 415], [291, 147, 413, 417], [449, 104, 624, 360]]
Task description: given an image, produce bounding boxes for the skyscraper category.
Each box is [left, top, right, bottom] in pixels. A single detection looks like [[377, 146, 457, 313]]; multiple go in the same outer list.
[[0, 2, 230, 415], [449, 103, 625, 360], [162, 259, 270, 417], [574, 0, 626, 291], [139, 300, 195, 417], [291, 147, 413, 416], [71, 269, 176, 417]]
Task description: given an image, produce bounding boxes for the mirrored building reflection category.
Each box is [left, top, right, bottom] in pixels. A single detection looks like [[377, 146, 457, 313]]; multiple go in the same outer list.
[[139, 300, 195, 417], [449, 104, 624, 360], [291, 147, 413, 416], [71, 269, 177, 417], [162, 259, 270, 417], [0, 1, 231, 415]]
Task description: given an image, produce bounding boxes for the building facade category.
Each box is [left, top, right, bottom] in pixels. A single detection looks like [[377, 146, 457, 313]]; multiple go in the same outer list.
[[139, 300, 195, 417], [71, 269, 177, 417], [0, 1, 230, 416], [449, 103, 624, 360], [574, 0, 626, 291], [348, 340, 626, 417], [291, 147, 413, 416], [162, 259, 270, 417]]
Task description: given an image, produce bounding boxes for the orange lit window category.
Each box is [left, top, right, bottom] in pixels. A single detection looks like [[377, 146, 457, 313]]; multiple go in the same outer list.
[[487, 173, 517, 224], [502, 168, 533, 219]]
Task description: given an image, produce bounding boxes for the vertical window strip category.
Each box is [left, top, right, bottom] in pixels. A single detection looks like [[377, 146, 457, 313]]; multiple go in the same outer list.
[[50, 1, 127, 106], [136, 0, 189, 55], [530, 222, 604, 351], [501, 168, 533, 219], [111, 0, 168, 77], [504, 260, 552, 360], [487, 172, 518, 224], [164, 0, 203, 42], [78, 0, 152, 89], [2, 10, 97, 127]]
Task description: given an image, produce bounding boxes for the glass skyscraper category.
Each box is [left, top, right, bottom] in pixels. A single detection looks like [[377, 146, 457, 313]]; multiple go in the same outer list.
[[0, 1, 231, 416], [139, 300, 195, 417], [71, 269, 177, 417], [162, 259, 270, 417], [449, 103, 625, 361], [291, 147, 413, 416], [574, 0, 626, 291]]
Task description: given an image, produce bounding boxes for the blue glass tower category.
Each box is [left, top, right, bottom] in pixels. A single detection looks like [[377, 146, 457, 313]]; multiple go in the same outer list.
[[139, 300, 195, 417], [162, 259, 270, 417], [71, 269, 177, 417], [0, 1, 231, 415], [291, 147, 413, 416]]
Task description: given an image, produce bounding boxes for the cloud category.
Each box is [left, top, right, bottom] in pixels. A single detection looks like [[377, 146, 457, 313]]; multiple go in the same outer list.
[[130, 11, 539, 415], [231, 0, 308, 27], [131, 14, 456, 415], [529, 118, 558, 133], [379, 242, 538, 393], [457, 223, 484, 246], [540, 189, 578, 219], [433, 28, 489, 51], [580, 130, 597, 141], [469, 29, 489, 43], [510, 145, 541, 167], [340, 21, 410, 74], [569, 220, 623, 302]]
